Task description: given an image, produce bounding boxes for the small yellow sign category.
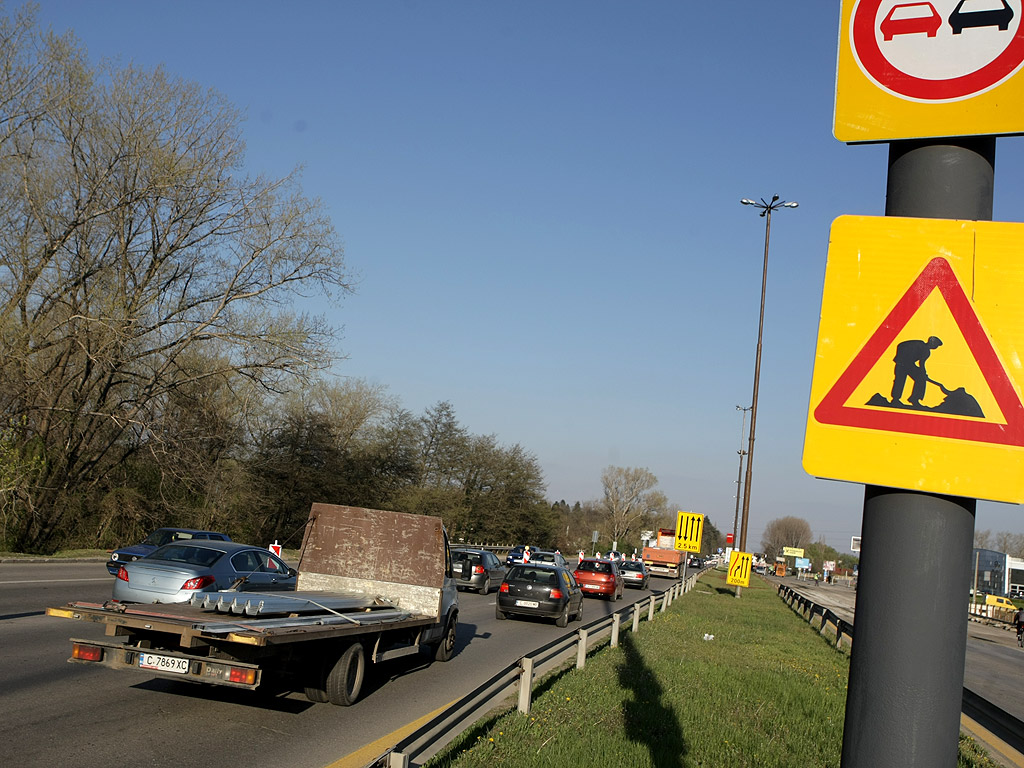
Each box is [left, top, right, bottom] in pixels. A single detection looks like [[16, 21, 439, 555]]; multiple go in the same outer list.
[[804, 216, 1024, 502], [835, 0, 1024, 142], [727, 551, 752, 588], [674, 511, 703, 553], [782, 547, 805, 558]]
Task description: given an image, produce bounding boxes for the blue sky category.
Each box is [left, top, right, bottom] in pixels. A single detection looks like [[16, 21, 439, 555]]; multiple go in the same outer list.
[[31, 1, 1024, 553]]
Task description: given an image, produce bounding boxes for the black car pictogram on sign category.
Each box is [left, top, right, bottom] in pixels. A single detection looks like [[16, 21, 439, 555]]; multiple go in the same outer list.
[[949, 0, 1014, 34]]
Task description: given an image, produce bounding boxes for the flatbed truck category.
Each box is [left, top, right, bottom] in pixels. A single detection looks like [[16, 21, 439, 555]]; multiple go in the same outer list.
[[47, 504, 459, 706]]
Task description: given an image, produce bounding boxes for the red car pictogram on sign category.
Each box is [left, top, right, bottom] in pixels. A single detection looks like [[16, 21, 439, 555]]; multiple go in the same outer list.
[[880, 2, 943, 40]]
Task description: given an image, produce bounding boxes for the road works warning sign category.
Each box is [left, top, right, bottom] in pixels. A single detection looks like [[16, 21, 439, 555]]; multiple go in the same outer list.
[[803, 215, 1024, 503], [835, 0, 1024, 141]]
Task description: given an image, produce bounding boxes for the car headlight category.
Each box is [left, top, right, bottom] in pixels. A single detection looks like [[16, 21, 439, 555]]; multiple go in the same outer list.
[[111, 553, 119, 561]]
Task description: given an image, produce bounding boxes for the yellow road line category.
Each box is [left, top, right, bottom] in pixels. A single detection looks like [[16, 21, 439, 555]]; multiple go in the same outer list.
[[325, 700, 458, 768], [961, 712, 1024, 768]]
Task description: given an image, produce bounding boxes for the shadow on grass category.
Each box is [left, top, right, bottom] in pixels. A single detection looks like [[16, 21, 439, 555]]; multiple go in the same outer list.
[[617, 632, 686, 768]]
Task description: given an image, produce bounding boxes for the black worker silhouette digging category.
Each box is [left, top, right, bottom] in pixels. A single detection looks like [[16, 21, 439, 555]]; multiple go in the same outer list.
[[865, 336, 985, 418]]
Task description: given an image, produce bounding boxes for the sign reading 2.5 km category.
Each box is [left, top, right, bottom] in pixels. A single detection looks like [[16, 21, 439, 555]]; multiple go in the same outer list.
[[835, 0, 1024, 141]]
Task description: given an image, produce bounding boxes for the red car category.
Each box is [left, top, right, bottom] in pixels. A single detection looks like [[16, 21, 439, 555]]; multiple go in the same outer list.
[[574, 558, 623, 600]]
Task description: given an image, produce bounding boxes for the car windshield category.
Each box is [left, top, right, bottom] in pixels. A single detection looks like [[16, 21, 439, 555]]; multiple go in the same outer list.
[[147, 543, 222, 567], [509, 566, 558, 585], [141, 529, 184, 547], [578, 560, 611, 573]]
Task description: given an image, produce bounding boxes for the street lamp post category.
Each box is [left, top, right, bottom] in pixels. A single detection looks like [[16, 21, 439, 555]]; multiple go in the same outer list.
[[732, 405, 751, 550], [737, 195, 798, 557]]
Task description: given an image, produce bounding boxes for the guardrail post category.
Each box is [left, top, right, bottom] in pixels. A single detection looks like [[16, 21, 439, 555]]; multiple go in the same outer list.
[[518, 656, 534, 715], [388, 750, 409, 768], [660, 593, 667, 613], [648, 597, 656, 622], [576, 628, 588, 669], [632, 604, 640, 633], [611, 613, 621, 647]]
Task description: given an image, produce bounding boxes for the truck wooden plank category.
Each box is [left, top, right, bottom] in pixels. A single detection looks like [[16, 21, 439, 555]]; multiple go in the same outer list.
[[47, 504, 459, 705]]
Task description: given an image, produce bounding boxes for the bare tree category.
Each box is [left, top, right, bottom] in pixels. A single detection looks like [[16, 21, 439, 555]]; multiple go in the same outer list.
[[600, 466, 668, 548], [760, 516, 813, 561], [0, 9, 353, 550]]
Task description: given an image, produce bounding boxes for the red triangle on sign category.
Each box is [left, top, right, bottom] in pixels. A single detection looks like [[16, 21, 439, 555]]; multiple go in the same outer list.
[[813, 257, 1024, 446]]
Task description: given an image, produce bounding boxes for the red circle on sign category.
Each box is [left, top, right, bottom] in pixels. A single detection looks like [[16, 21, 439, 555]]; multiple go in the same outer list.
[[853, 0, 1024, 100]]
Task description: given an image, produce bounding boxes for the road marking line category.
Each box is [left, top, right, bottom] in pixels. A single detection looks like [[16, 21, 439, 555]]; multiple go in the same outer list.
[[961, 712, 1024, 767], [325, 700, 458, 768]]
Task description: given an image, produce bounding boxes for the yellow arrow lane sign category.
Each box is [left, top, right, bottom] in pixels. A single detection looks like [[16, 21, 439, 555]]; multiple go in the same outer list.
[[727, 551, 753, 588], [674, 511, 703, 553]]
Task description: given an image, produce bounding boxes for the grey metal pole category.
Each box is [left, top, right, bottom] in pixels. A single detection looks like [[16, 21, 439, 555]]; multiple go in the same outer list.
[[732, 406, 750, 549], [840, 137, 993, 768], [739, 206, 772, 555]]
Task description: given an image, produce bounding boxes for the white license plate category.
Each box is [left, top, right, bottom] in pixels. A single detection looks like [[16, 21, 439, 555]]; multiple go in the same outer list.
[[139, 652, 189, 675], [583, 584, 600, 590], [515, 600, 539, 608]]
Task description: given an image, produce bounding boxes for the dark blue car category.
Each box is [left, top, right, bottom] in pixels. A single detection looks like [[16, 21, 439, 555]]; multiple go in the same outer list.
[[105, 527, 232, 575]]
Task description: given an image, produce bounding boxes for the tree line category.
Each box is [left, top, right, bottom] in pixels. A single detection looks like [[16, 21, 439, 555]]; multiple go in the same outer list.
[[760, 516, 859, 573], [0, 7, 731, 556]]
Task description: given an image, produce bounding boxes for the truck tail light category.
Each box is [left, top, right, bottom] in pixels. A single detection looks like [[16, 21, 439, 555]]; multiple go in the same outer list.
[[72, 643, 103, 662], [181, 575, 217, 591], [229, 667, 257, 685], [116, 566, 129, 582]]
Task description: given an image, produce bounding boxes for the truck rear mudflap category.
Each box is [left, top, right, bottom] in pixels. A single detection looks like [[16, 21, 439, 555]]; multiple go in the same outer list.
[[68, 638, 262, 690]]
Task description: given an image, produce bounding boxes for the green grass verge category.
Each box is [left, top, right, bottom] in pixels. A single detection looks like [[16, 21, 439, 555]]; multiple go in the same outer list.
[[427, 570, 1001, 768], [0, 548, 109, 559]]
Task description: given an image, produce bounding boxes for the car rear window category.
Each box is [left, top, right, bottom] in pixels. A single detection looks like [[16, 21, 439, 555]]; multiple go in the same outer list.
[[578, 560, 611, 573], [454, 552, 482, 566], [148, 544, 223, 567], [620, 561, 641, 571], [509, 566, 559, 585]]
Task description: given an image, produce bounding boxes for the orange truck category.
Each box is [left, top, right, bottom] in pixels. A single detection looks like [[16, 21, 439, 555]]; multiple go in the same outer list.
[[642, 528, 684, 578]]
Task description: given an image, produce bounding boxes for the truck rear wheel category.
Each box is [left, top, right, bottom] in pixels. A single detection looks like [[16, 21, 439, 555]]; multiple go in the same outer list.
[[304, 655, 330, 703], [433, 613, 457, 662], [326, 642, 365, 706]]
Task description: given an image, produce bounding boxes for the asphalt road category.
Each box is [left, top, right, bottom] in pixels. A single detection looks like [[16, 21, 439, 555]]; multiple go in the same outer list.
[[776, 575, 1024, 767], [1, 560, 661, 768]]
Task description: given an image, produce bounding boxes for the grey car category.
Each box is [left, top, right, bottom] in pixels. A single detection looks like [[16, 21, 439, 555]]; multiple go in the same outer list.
[[112, 540, 296, 604], [452, 548, 507, 594], [529, 550, 569, 568], [619, 559, 650, 589]]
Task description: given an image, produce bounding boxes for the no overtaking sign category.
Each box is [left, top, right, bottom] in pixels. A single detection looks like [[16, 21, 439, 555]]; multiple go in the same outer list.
[[835, 0, 1024, 141]]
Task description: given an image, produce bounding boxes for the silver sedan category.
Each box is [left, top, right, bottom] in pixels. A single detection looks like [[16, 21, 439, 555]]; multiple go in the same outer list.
[[111, 540, 296, 603]]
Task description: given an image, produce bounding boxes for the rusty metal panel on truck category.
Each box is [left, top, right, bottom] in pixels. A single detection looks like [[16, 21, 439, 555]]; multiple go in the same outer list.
[[296, 504, 448, 618]]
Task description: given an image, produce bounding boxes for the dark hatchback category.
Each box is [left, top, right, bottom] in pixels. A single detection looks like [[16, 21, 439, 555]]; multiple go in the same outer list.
[[452, 548, 506, 594], [496, 564, 584, 627]]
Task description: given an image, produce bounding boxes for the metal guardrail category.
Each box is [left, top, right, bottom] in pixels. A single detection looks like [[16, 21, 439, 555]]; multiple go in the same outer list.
[[370, 568, 706, 768], [776, 583, 1024, 756], [777, 584, 855, 650]]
